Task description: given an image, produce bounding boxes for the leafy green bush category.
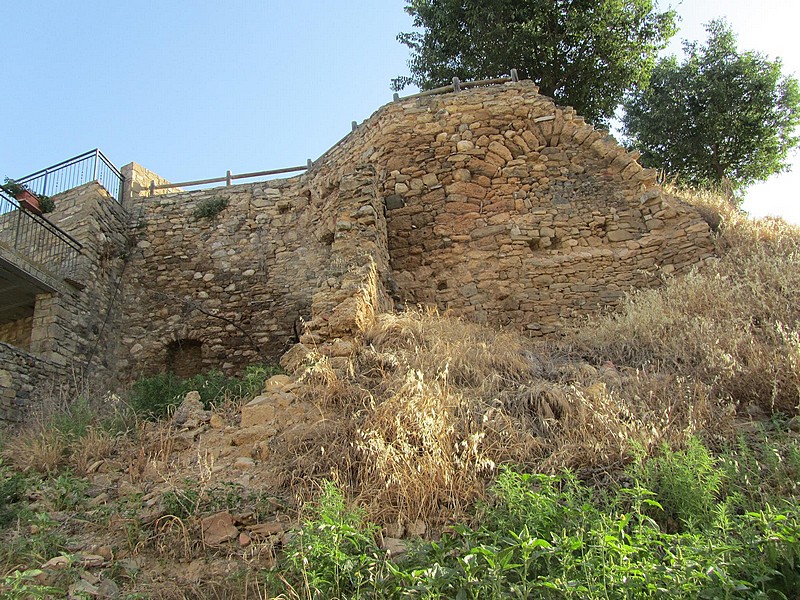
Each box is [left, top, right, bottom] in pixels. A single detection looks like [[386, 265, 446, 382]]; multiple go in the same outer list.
[[192, 196, 228, 219], [41, 471, 89, 512], [129, 371, 185, 419], [272, 455, 800, 599], [38, 195, 55, 213], [278, 481, 384, 599], [630, 437, 723, 531], [128, 364, 281, 419]]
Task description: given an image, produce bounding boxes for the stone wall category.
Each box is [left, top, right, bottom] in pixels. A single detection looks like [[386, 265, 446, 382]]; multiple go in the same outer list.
[[120, 162, 183, 204], [118, 163, 396, 378], [0, 182, 130, 421], [308, 81, 715, 335], [0, 341, 67, 421], [119, 81, 714, 378], [0, 316, 32, 350], [36, 183, 130, 375], [119, 176, 332, 378]]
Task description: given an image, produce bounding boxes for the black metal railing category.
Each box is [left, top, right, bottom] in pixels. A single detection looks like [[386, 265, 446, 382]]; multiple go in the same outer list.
[[16, 148, 123, 203], [0, 190, 83, 280]]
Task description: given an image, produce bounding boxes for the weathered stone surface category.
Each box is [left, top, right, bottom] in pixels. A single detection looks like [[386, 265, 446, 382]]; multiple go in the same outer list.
[[202, 511, 239, 546], [172, 390, 210, 428], [1, 82, 714, 421]]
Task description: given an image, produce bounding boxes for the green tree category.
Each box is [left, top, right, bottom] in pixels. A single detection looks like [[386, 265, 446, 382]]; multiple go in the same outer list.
[[393, 0, 676, 126], [623, 20, 800, 191]]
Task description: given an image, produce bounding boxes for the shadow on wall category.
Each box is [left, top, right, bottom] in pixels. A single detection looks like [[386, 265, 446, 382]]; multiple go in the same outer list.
[[166, 338, 204, 378]]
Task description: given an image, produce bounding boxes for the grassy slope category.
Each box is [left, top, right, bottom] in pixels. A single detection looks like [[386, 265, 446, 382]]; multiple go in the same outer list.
[[1, 189, 799, 598]]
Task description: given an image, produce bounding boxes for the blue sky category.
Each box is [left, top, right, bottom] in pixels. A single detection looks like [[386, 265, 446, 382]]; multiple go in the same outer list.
[[2, 1, 798, 223]]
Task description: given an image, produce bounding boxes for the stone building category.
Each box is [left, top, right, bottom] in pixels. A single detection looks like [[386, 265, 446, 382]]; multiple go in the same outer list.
[[0, 80, 714, 419]]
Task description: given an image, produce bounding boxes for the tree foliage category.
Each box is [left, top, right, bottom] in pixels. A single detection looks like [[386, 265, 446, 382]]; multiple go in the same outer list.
[[393, 0, 676, 125], [623, 20, 800, 191]]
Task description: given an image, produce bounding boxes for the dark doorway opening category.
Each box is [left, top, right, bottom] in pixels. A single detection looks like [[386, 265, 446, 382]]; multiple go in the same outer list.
[[166, 339, 203, 377]]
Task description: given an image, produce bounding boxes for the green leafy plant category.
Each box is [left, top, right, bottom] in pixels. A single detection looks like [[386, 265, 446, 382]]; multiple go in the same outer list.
[[42, 471, 89, 512], [38, 195, 55, 213], [630, 437, 724, 531], [162, 479, 202, 519], [278, 481, 384, 599], [0, 512, 67, 568], [1, 178, 28, 197], [129, 364, 282, 419], [128, 371, 186, 419], [0, 569, 62, 600], [193, 196, 228, 219]]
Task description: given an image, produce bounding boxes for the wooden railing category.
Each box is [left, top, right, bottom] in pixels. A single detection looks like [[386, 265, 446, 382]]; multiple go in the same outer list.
[[149, 161, 313, 195]]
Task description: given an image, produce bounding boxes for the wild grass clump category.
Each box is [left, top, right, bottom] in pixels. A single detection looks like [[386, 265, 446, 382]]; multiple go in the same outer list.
[[277, 308, 720, 527], [570, 188, 800, 414], [1, 395, 121, 474]]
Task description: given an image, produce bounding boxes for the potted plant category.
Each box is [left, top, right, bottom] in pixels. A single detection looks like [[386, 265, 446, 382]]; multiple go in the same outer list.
[[2, 178, 41, 214]]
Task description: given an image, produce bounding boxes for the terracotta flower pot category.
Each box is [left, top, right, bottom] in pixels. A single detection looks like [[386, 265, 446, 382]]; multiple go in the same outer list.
[[16, 189, 41, 215]]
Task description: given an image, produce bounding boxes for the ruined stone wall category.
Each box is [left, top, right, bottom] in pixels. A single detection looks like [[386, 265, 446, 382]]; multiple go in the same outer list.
[[119, 176, 332, 378], [118, 158, 397, 376], [310, 81, 714, 334], [119, 81, 714, 378], [0, 316, 32, 350]]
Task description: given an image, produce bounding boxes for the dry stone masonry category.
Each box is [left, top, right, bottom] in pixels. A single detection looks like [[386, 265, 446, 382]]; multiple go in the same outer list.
[[1, 81, 714, 416]]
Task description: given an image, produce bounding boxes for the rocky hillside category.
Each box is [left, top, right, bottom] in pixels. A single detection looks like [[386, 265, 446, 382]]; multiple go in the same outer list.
[[1, 189, 798, 598]]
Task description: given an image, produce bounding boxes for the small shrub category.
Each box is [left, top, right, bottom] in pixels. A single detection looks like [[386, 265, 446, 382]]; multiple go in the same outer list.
[[0, 512, 67, 567], [0, 569, 62, 600], [630, 437, 723, 531], [129, 364, 282, 419], [193, 196, 228, 219], [278, 481, 383, 599], [129, 371, 186, 419]]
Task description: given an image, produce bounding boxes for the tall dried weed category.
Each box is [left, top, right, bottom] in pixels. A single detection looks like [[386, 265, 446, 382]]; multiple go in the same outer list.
[[277, 305, 721, 526], [570, 188, 800, 414]]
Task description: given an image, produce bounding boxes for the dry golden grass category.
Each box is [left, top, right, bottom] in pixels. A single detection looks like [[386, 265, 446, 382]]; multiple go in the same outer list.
[[2, 427, 67, 473], [570, 188, 800, 414], [267, 189, 799, 527], [274, 307, 722, 526], [1, 394, 128, 474]]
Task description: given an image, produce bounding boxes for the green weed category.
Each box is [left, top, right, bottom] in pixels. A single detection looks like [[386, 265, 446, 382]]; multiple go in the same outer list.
[[129, 364, 282, 419], [276, 481, 384, 599], [630, 437, 723, 531], [271, 450, 800, 599], [0, 569, 62, 599], [193, 196, 228, 219]]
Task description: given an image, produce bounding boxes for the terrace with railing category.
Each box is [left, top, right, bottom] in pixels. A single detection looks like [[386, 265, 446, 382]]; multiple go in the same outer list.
[[16, 148, 124, 204], [0, 189, 82, 283]]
